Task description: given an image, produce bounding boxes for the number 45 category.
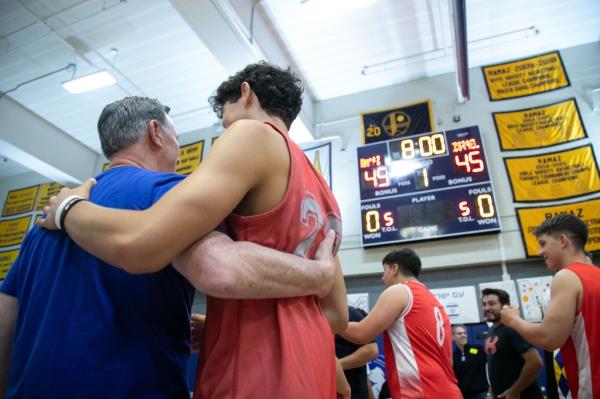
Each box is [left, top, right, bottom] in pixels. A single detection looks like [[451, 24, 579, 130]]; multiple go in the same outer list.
[[454, 151, 484, 173]]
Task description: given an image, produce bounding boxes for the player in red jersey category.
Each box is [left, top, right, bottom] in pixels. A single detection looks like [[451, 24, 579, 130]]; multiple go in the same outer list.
[[501, 214, 600, 399], [39, 62, 347, 398], [341, 249, 462, 399]]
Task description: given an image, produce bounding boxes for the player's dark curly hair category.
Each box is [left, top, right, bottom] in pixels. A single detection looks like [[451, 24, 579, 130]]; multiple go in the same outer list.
[[533, 214, 588, 251], [209, 61, 303, 129]]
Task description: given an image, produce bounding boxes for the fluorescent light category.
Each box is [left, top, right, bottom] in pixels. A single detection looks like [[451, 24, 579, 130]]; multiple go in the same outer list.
[[361, 26, 540, 76], [362, 49, 447, 75], [301, 0, 379, 14], [469, 26, 539, 50], [62, 70, 116, 94]]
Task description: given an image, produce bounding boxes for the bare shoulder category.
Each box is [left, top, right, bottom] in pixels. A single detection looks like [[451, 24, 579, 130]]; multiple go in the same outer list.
[[553, 268, 582, 287], [223, 119, 281, 142], [551, 268, 582, 307], [383, 284, 410, 300]]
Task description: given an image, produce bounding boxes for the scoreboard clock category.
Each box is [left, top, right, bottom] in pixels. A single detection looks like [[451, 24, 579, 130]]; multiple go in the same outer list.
[[357, 125, 501, 247]]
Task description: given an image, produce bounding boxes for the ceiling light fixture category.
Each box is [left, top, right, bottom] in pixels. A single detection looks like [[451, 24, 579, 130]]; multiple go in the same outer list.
[[469, 26, 539, 50], [362, 49, 447, 75], [300, 0, 380, 13], [361, 26, 540, 76], [0, 63, 75, 100], [62, 70, 116, 94]]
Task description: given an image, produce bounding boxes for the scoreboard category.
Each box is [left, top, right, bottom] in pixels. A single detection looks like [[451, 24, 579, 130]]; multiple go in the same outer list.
[[357, 125, 501, 247]]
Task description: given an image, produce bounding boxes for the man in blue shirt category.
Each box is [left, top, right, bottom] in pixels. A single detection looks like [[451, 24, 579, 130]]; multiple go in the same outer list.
[[0, 96, 337, 398]]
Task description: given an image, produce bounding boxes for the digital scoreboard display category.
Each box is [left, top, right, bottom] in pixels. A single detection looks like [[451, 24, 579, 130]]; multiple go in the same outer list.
[[357, 125, 501, 247]]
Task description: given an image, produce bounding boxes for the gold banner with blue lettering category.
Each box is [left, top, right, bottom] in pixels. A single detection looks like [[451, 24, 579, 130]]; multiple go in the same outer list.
[[0, 248, 19, 280], [516, 199, 600, 256], [361, 100, 434, 144], [482, 51, 570, 101], [2, 186, 39, 217], [504, 145, 600, 202], [493, 98, 586, 150], [35, 183, 64, 211], [176, 141, 204, 175], [0, 216, 32, 248]]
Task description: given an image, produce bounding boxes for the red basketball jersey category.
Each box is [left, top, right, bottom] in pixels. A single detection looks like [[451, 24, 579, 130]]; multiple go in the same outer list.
[[383, 281, 462, 399], [194, 122, 342, 399], [560, 263, 600, 399]]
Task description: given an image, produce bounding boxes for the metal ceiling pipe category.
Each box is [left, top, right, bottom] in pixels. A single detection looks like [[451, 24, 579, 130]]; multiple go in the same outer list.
[[450, 0, 469, 103]]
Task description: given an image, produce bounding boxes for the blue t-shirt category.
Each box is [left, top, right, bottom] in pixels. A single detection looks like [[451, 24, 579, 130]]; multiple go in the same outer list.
[[0, 166, 194, 399]]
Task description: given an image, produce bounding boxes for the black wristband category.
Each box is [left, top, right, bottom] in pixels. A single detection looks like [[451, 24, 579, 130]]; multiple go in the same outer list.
[[60, 197, 87, 234]]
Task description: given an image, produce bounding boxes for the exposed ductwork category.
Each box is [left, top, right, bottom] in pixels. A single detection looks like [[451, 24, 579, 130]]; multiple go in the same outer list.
[[450, 0, 469, 103]]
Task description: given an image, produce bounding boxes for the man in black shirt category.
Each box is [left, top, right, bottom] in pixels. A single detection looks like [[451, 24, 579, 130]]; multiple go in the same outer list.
[[482, 288, 543, 399], [452, 324, 488, 399], [336, 306, 379, 399]]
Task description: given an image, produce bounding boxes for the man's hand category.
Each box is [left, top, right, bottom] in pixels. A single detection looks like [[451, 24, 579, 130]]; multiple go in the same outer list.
[[500, 305, 521, 328], [39, 178, 96, 230], [498, 387, 519, 399], [314, 230, 337, 297], [190, 313, 206, 352]]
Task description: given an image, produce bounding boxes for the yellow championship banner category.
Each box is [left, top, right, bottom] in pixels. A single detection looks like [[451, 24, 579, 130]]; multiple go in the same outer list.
[[0, 248, 19, 280], [2, 186, 39, 217], [504, 145, 600, 202], [176, 141, 204, 175], [516, 199, 600, 256], [361, 100, 434, 144], [482, 51, 570, 101], [35, 183, 64, 211], [102, 162, 110, 171], [0, 216, 32, 248], [493, 98, 586, 151]]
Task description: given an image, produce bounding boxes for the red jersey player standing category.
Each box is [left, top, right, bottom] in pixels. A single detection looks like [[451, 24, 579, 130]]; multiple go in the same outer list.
[[502, 214, 600, 399], [39, 62, 348, 398], [341, 248, 462, 398]]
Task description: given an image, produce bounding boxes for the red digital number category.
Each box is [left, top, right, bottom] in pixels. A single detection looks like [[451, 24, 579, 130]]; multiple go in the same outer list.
[[383, 211, 394, 227], [454, 151, 484, 173], [458, 201, 470, 216], [363, 166, 390, 188]]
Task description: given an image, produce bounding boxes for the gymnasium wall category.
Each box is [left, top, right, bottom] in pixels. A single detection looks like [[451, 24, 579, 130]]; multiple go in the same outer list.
[[1, 42, 598, 310]]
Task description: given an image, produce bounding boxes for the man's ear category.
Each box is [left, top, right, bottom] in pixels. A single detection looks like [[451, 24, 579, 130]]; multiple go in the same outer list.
[[147, 120, 163, 149], [390, 263, 400, 276], [559, 233, 571, 249], [240, 82, 252, 106]]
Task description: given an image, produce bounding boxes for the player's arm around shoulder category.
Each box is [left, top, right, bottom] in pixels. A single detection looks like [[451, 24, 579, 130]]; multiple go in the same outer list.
[[117, 120, 281, 272], [341, 284, 409, 344], [320, 256, 349, 334]]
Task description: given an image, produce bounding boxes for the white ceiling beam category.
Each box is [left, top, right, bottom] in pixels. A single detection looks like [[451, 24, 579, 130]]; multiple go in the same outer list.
[[169, 0, 316, 136], [0, 96, 97, 184]]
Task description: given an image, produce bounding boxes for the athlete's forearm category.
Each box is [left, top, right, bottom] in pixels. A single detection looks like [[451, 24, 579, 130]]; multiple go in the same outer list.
[[60, 202, 162, 272], [320, 256, 348, 333], [509, 317, 558, 351], [340, 322, 373, 345], [173, 231, 336, 299], [336, 358, 351, 399], [0, 293, 17, 395], [509, 350, 543, 395], [339, 343, 379, 370]]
